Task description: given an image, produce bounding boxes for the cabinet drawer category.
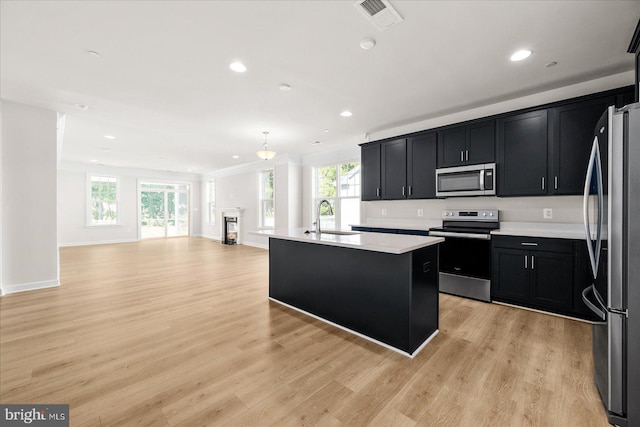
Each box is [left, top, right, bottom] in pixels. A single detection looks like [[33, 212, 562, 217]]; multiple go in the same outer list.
[[492, 235, 574, 253]]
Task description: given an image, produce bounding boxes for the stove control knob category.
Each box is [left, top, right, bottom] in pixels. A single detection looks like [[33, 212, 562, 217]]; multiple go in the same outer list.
[[445, 212, 450, 217], [482, 212, 487, 217], [490, 212, 495, 216]]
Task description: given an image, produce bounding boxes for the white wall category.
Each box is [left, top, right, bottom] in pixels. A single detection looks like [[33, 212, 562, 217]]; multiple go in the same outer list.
[[368, 71, 634, 142], [57, 162, 201, 246], [2, 101, 58, 294], [201, 155, 303, 249], [0, 102, 3, 295]]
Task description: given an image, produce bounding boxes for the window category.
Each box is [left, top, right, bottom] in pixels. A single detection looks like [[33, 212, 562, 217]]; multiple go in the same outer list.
[[208, 180, 216, 224], [259, 169, 275, 228], [314, 161, 360, 230], [89, 175, 118, 225]]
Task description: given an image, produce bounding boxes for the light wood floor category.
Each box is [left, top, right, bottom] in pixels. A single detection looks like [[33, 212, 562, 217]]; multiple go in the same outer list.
[[1, 238, 610, 426]]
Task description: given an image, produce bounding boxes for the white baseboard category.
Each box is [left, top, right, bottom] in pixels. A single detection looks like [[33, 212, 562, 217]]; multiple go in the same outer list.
[[200, 234, 221, 241], [243, 241, 269, 250], [2, 279, 60, 295], [58, 238, 139, 247]]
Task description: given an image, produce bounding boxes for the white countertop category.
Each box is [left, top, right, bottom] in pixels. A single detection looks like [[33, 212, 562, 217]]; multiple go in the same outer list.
[[251, 228, 444, 254], [349, 221, 441, 232], [491, 222, 591, 240]]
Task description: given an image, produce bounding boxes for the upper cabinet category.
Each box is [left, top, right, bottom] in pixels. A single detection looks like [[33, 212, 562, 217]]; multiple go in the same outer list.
[[547, 95, 615, 195], [381, 138, 407, 200], [361, 85, 634, 201], [497, 110, 548, 196], [360, 132, 437, 201], [437, 120, 495, 167], [361, 143, 381, 201], [407, 132, 437, 199]]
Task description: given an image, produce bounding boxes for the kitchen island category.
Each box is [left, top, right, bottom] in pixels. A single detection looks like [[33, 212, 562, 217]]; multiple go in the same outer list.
[[254, 229, 444, 357]]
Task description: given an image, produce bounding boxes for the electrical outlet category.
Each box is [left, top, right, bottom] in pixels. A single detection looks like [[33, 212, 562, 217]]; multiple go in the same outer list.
[[418, 209, 424, 217], [381, 208, 387, 216], [543, 208, 553, 219]]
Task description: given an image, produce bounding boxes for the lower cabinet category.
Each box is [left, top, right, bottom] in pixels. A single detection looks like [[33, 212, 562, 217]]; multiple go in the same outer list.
[[491, 235, 596, 320]]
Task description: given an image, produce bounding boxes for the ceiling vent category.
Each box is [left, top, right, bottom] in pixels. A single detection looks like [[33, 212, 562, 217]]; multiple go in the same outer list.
[[354, 0, 403, 32]]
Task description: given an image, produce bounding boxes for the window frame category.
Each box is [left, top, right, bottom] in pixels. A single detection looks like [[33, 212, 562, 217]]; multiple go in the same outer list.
[[87, 174, 120, 227], [312, 160, 361, 231], [258, 169, 276, 229]]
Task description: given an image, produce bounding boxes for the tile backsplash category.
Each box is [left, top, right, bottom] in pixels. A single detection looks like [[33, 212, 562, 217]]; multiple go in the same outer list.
[[362, 195, 583, 225]]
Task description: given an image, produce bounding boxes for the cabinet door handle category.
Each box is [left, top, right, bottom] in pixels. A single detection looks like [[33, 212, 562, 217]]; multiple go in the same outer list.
[[542, 177, 545, 190], [524, 255, 528, 269], [465, 150, 469, 161], [531, 255, 535, 270], [376, 188, 380, 197], [555, 176, 558, 190], [460, 151, 464, 162], [402, 186, 406, 196], [408, 186, 412, 196], [521, 242, 538, 246]]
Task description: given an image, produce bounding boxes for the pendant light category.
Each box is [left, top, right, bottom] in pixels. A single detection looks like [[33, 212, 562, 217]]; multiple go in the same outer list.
[[256, 131, 276, 160]]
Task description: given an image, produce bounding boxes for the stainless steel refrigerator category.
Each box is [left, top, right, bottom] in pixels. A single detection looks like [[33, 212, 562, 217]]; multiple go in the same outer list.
[[582, 103, 640, 427]]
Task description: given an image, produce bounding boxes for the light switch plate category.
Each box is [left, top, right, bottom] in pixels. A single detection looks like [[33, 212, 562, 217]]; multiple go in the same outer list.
[[543, 208, 553, 219], [418, 209, 424, 217], [381, 208, 387, 216]]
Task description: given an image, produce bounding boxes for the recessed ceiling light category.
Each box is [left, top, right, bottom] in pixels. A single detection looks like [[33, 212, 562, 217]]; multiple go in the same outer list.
[[278, 83, 291, 91], [75, 104, 88, 111], [510, 49, 533, 61], [187, 169, 193, 172], [90, 159, 98, 163], [87, 50, 101, 58], [340, 111, 353, 117], [545, 61, 558, 68], [232, 155, 240, 159], [324, 129, 330, 133], [104, 135, 116, 139], [229, 62, 247, 73], [360, 38, 376, 50]]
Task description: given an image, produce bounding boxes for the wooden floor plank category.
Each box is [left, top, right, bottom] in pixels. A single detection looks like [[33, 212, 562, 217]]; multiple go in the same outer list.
[[0, 238, 610, 426]]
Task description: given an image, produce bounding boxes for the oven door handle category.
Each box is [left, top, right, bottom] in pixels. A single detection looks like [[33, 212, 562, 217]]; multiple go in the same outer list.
[[429, 231, 491, 240]]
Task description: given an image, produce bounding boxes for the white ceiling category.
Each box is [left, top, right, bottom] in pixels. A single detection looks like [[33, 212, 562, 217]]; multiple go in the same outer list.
[[1, 1, 638, 174]]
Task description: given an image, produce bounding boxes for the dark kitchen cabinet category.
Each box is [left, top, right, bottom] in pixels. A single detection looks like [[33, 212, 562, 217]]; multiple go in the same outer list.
[[437, 120, 495, 167], [491, 235, 589, 318], [361, 143, 381, 201], [492, 248, 530, 303], [497, 110, 548, 196], [407, 132, 437, 199], [548, 96, 615, 195], [381, 138, 407, 200]]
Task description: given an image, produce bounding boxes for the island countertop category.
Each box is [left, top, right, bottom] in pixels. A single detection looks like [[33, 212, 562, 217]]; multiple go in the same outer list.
[[252, 228, 443, 255]]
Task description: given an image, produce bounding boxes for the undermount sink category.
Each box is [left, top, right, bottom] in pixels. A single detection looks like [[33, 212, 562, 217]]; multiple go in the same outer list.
[[305, 230, 361, 236]]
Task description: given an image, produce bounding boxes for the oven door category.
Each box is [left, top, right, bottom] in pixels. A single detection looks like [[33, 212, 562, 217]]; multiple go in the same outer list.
[[432, 234, 492, 302], [437, 236, 491, 279]]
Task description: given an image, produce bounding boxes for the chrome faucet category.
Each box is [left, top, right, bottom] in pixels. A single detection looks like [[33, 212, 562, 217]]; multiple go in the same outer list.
[[315, 199, 334, 234]]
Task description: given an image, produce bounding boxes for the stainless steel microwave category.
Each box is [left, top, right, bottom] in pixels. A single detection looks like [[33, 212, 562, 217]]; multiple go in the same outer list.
[[435, 163, 496, 197]]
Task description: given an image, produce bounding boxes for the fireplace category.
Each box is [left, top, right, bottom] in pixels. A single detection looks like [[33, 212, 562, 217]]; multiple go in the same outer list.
[[220, 208, 243, 245], [223, 216, 238, 245]]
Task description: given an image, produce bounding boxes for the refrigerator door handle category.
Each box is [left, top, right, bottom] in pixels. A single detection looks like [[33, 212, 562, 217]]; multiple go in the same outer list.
[[581, 285, 606, 320], [583, 136, 603, 278]]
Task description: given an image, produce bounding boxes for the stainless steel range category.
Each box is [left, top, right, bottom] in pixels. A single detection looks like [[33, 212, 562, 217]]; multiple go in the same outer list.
[[429, 209, 499, 302]]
